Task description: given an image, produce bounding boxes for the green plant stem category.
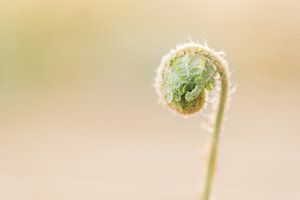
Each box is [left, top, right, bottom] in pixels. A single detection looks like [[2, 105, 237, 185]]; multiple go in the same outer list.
[[201, 64, 228, 200]]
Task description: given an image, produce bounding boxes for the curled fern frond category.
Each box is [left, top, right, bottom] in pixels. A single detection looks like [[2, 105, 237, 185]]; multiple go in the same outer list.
[[155, 41, 231, 200]]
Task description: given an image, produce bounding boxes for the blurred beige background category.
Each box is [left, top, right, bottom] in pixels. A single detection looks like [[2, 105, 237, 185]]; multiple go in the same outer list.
[[0, 0, 300, 199]]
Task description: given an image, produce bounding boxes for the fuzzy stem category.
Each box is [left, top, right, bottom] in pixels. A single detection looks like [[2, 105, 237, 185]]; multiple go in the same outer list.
[[201, 63, 228, 200]]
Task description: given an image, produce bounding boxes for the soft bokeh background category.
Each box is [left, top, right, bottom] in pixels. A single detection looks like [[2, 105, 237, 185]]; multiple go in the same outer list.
[[0, 0, 299, 199]]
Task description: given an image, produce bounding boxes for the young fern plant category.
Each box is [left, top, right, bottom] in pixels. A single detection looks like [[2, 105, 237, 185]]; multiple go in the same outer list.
[[155, 42, 230, 200]]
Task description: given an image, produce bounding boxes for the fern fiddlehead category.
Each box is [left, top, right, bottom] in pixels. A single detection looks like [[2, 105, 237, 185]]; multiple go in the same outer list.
[[155, 42, 230, 200]]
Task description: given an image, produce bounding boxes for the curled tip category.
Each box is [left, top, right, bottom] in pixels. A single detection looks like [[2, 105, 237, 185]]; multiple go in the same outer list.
[[155, 42, 227, 116]]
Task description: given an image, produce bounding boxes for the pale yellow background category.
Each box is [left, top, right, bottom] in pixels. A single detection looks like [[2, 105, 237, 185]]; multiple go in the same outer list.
[[0, 0, 299, 199]]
